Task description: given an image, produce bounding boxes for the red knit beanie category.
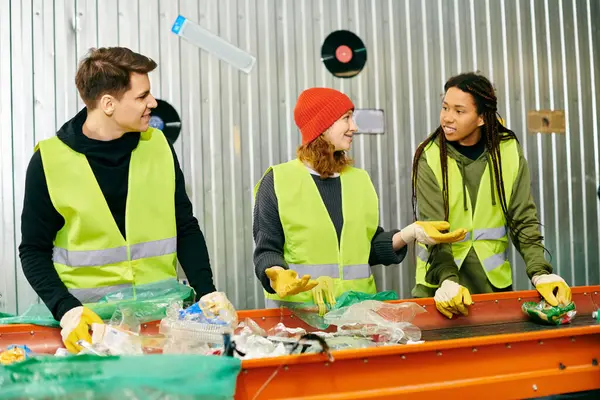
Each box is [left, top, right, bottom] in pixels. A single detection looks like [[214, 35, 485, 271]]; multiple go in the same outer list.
[[294, 87, 355, 145]]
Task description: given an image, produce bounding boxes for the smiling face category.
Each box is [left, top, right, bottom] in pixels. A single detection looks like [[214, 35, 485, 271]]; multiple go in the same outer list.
[[106, 72, 158, 132], [97, 72, 157, 134], [440, 87, 484, 146], [322, 110, 358, 151]]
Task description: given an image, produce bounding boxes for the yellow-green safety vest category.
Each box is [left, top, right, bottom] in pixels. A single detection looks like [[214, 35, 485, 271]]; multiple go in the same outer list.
[[415, 138, 520, 289], [254, 159, 379, 304], [37, 128, 178, 303]]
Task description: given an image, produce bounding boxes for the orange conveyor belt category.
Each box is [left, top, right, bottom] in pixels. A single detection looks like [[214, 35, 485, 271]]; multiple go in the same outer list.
[[1, 286, 600, 399]]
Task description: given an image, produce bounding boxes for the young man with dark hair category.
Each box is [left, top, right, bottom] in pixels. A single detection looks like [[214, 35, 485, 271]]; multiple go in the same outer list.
[[19, 47, 225, 353]]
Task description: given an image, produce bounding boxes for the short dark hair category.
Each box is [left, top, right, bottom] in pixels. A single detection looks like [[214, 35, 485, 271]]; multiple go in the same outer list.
[[75, 47, 157, 109]]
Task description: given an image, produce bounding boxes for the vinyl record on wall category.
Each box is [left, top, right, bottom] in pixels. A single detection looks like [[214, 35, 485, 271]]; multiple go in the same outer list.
[[149, 99, 182, 144], [321, 30, 367, 78]]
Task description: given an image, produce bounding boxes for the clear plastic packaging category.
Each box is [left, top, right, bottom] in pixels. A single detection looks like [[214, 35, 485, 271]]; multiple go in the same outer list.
[[161, 336, 213, 355], [336, 323, 422, 344], [276, 291, 401, 330], [154, 299, 237, 355], [159, 318, 231, 346], [0, 279, 194, 328], [323, 301, 426, 344], [160, 301, 232, 345], [91, 324, 143, 356], [171, 15, 256, 74], [109, 305, 141, 334], [325, 336, 376, 351], [266, 323, 306, 339], [234, 318, 267, 337], [232, 334, 287, 359]]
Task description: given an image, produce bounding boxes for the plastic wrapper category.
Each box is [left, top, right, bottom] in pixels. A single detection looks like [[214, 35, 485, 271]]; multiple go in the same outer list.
[[279, 290, 400, 330], [159, 319, 229, 348], [332, 291, 399, 309], [323, 301, 426, 344], [0, 279, 194, 328], [285, 305, 330, 330], [325, 336, 376, 351], [88, 308, 166, 355], [90, 323, 143, 356], [162, 336, 213, 355], [311, 331, 336, 339], [522, 300, 577, 325], [90, 279, 195, 324], [53, 348, 71, 357], [157, 300, 235, 355], [230, 319, 298, 359], [266, 322, 306, 338], [232, 334, 287, 359], [234, 318, 267, 337], [109, 305, 142, 334], [176, 292, 237, 327], [0, 345, 33, 365], [335, 323, 422, 344], [197, 292, 238, 326]]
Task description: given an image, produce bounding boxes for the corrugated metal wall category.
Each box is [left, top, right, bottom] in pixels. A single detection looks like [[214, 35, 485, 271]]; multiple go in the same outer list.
[[1, 0, 599, 314]]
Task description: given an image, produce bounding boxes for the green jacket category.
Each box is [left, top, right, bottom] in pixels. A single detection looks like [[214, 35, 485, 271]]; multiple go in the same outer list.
[[412, 136, 552, 298]]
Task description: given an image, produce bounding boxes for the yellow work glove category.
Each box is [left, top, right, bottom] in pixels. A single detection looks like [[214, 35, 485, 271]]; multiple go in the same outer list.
[[399, 221, 467, 246], [434, 280, 473, 319], [312, 276, 337, 316], [266, 267, 318, 298], [532, 273, 572, 307], [59, 306, 104, 354]]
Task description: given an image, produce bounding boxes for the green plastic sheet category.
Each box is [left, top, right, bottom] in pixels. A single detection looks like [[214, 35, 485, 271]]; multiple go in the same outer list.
[[0, 354, 241, 400], [282, 290, 399, 329], [0, 280, 194, 328]]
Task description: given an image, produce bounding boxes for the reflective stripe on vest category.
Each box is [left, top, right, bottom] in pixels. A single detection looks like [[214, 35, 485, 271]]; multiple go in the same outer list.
[[53, 237, 177, 267], [67, 278, 184, 303], [38, 127, 178, 303], [481, 251, 509, 272], [415, 138, 520, 289], [255, 159, 379, 305], [288, 263, 372, 280], [68, 283, 134, 303]]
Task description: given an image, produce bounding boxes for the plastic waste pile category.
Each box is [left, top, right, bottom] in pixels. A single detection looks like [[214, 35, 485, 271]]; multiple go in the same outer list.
[[323, 300, 426, 345], [1, 293, 427, 365]]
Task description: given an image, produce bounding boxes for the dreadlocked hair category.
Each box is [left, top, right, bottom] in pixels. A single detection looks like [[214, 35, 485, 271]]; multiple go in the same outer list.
[[411, 72, 546, 250]]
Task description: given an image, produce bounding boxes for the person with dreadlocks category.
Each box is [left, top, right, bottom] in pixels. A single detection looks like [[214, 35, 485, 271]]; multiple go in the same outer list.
[[253, 87, 466, 315], [412, 72, 572, 319]]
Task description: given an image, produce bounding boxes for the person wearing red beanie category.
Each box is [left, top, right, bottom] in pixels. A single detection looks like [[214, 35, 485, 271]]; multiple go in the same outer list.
[[252, 87, 466, 315]]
